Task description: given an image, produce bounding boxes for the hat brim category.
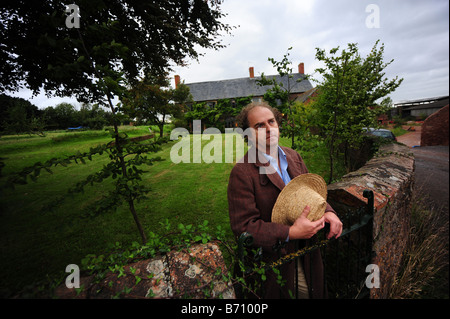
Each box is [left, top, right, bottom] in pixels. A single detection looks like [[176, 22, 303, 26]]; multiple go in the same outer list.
[[272, 173, 327, 225]]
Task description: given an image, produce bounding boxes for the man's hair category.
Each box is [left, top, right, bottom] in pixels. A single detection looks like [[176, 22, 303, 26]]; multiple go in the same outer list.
[[235, 101, 283, 131]]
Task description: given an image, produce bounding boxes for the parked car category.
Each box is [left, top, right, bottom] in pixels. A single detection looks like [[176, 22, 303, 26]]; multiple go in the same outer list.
[[363, 128, 397, 141]]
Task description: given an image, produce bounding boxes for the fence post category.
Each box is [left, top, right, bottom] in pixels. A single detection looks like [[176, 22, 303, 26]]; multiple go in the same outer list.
[[237, 232, 253, 262]]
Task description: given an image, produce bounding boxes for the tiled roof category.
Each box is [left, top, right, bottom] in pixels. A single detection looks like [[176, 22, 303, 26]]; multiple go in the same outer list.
[[395, 96, 449, 110], [185, 73, 313, 102]]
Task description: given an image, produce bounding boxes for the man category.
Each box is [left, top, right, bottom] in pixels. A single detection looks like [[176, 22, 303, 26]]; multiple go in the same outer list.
[[227, 102, 342, 298]]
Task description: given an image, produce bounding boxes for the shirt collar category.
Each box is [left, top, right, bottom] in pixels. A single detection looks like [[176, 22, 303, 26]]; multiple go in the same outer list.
[[278, 146, 287, 160], [261, 146, 288, 170]]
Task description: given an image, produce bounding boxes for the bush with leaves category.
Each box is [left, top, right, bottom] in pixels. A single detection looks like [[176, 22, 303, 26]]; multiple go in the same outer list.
[[312, 40, 403, 182]]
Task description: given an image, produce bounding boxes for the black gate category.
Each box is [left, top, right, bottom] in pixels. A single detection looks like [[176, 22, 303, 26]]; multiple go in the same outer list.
[[236, 190, 375, 299]]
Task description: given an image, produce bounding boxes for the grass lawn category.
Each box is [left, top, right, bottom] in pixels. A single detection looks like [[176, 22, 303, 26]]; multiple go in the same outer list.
[[0, 126, 339, 296]]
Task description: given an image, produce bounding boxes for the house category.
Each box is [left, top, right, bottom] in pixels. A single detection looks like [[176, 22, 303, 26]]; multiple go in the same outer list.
[[174, 63, 313, 107], [394, 95, 449, 119], [421, 104, 449, 146], [294, 87, 319, 105]]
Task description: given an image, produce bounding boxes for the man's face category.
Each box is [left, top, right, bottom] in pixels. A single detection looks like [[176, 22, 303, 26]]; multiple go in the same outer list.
[[247, 106, 279, 154]]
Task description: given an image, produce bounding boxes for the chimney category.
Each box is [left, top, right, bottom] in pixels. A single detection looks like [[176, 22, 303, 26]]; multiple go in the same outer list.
[[174, 75, 181, 88], [249, 67, 254, 78], [298, 63, 304, 74]]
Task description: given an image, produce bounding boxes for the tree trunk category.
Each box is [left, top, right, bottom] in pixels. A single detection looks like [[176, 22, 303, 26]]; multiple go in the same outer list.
[[108, 95, 147, 244], [78, 30, 147, 244]]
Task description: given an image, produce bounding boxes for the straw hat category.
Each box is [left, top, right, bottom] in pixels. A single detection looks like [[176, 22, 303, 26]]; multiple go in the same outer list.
[[272, 173, 327, 225]]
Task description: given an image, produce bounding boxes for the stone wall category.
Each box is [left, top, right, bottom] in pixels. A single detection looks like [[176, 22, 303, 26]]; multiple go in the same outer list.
[[421, 104, 449, 146], [327, 143, 415, 298], [55, 242, 235, 299]]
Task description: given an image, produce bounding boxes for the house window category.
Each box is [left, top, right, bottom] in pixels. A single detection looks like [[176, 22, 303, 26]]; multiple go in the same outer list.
[[207, 101, 216, 109], [252, 97, 262, 103]]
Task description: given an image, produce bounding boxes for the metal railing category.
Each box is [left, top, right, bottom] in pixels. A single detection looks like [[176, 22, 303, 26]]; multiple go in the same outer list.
[[236, 190, 375, 299]]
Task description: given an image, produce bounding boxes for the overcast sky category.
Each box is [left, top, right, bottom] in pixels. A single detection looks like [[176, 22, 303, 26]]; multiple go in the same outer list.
[[10, 0, 450, 109]]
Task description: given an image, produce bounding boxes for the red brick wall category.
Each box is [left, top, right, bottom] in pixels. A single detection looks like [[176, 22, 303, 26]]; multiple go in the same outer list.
[[421, 104, 449, 146], [327, 143, 415, 298]]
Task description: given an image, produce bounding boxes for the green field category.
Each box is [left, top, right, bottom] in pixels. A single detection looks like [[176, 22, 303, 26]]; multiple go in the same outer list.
[[0, 126, 340, 296]]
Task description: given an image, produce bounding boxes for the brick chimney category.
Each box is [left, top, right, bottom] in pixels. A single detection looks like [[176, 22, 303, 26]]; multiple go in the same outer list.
[[249, 67, 255, 78], [174, 75, 181, 88], [298, 63, 304, 74]]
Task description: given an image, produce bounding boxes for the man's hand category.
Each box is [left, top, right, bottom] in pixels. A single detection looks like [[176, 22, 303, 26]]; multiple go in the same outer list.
[[324, 212, 343, 239], [288, 205, 325, 240]]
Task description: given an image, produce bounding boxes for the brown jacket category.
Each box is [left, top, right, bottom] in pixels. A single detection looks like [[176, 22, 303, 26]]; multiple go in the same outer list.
[[228, 146, 335, 298]]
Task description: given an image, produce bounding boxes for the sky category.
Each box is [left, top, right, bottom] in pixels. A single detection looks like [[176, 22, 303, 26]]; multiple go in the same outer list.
[[9, 0, 450, 109]]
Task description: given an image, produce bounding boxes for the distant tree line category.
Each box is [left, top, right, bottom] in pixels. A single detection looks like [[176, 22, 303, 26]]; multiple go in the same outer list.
[[0, 93, 114, 134]]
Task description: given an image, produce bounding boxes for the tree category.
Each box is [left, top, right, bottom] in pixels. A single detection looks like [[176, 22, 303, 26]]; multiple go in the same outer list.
[[1, 0, 233, 101], [0, 94, 44, 135], [313, 40, 403, 183], [124, 76, 192, 137], [53, 102, 79, 129], [78, 103, 110, 130], [1, 0, 233, 243], [184, 97, 252, 132], [257, 47, 309, 149], [288, 100, 321, 151]]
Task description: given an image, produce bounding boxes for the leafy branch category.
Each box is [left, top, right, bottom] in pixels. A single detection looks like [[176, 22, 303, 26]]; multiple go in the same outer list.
[[313, 40, 403, 182], [256, 47, 311, 149], [1, 130, 168, 243], [74, 219, 281, 299], [1, 143, 110, 189]]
